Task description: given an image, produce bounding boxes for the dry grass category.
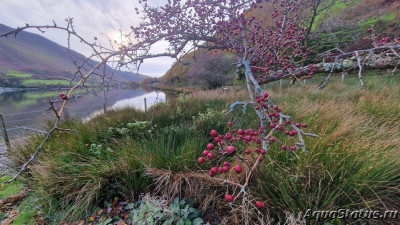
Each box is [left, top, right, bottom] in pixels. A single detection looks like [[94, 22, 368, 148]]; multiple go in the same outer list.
[[191, 86, 249, 102], [145, 167, 224, 211]]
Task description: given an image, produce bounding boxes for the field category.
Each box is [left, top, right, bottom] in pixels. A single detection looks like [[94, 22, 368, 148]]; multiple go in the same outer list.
[[1, 71, 399, 224], [21, 79, 73, 87], [0, 69, 80, 88], [6, 70, 33, 78]]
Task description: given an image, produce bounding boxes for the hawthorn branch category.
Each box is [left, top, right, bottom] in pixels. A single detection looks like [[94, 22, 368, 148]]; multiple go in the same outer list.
[[318, 57, 339, 89], [355, 51, 366, 87], [257, 45, 400, 85]]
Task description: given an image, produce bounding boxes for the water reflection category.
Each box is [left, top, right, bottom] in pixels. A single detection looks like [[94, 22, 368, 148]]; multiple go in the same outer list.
[[110, 91, 166, 110], [0, 88, 165, 138]]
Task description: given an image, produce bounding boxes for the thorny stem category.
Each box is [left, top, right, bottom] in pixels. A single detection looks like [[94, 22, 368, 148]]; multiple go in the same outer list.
[[224, 60, 318, 201]]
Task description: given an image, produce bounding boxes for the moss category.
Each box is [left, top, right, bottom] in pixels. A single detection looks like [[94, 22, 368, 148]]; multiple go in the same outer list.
[[0, 176, 24, 200], [12, 210, 36, 225]]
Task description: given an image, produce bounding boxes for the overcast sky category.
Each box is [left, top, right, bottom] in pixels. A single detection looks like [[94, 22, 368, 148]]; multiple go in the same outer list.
[[0, 0, 175, 77]]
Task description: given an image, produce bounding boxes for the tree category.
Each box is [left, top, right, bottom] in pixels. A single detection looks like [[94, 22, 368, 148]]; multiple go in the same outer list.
[[188, 53, 235, 89], [1, 1, 399, 223], [141, 77, 152, 85]]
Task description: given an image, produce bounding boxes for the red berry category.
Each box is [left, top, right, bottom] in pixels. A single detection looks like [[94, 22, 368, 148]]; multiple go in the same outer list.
[[290, 146, 297, 151], [235, 165, 243, 173], [256, 201, 265, 208], [228, 122, 233, 127], [202, 150, 209, 156], [281, 145, 288, 150], [245, 149, 251, 154], [270, 123, 276, 128], [59, 93, 65, 97], [225, 194, 234, 202], [301, 123, 307, 128], [210, 130, 218, 137], [214, 137, 221, 143], [207, 153, 214, 160], [255, 148, 261, 153], [210, 167, 218, 175], [223, 166, 230, 172], [226, 146, 236, 154], [270, 137, 276, 142], [207, 143, 215, 150], [218, 167, 224, 173], [258, 156, 264, 161], [198, 157, 206, 164], [223, 161, 230, 167], [225, 133, 232, 140], [238, 129, 244, 135], [295, 123, 301, 128], [263, 93, 268, 98]]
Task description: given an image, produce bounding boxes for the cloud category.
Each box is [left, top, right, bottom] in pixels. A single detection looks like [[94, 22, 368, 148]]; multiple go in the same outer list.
[[0, 0, 175, 77]]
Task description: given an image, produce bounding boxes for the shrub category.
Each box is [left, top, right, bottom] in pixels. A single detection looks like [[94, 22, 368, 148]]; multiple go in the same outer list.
[[188, 53, 236, 89], [125, 195, 204, 225]]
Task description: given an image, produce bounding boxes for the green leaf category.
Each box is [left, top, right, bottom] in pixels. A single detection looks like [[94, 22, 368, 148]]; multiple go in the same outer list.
[[102, 218, 113, 225], [181, 208, 189, 218], [173, 197, 180, 206], [160, 214, 169, 221], [193, 218, 204, 225], [125, 203, 136, 210], [184, 218, 192, 225], [163, 217, 174, 225], [147, 216, 155, 224]]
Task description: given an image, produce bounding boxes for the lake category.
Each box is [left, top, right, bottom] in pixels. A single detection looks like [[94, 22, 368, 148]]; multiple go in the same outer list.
[[0, 87, 166, 139]]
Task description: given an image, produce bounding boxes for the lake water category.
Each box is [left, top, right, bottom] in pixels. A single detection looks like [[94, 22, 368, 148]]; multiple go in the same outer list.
[[0, 87, 166, 139]]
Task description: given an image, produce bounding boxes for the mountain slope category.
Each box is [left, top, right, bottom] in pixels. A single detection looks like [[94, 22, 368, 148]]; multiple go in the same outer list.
[[0, 24, 149, 83]]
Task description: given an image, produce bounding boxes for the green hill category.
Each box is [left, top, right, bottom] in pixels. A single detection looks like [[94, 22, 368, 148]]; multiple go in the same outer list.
[[0, 24, 150, 88]]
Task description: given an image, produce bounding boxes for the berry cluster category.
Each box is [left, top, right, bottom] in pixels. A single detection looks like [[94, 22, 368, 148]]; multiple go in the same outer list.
[[198, 116, 308, 207]]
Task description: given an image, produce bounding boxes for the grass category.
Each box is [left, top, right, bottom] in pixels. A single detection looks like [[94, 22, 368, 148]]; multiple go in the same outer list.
[[360, 11, 398, 31], [312, 0, 361, 31], [7, 72, 400, 224], [6, 70, 33, 78], [21, 79, 73, 86], [12, 210, 36, 225], [0, 176, 24, 200], [0, 175, 33, 224]]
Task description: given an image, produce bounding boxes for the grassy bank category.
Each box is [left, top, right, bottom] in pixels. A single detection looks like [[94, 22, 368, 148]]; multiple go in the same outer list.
[[5, 72, 400, 224]]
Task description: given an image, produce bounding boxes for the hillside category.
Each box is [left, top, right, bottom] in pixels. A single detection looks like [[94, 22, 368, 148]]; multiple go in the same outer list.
[[162, 0, 400, 85], [0, 24, 149, 86]]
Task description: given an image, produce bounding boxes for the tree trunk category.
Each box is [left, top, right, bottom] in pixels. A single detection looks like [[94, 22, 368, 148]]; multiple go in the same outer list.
[[257, 56, 399, 85]]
